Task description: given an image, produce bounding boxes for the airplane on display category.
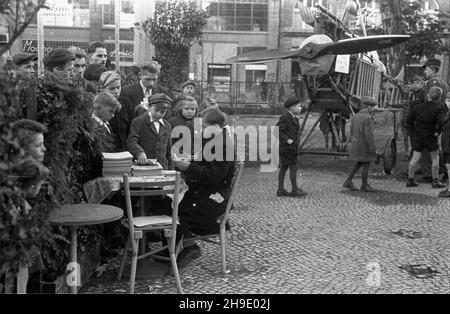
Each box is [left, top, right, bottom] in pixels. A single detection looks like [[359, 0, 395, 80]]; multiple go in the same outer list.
[[227, 2, 410, 174]]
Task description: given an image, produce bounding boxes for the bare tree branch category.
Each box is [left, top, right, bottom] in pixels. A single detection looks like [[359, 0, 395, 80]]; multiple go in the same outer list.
[[0, 0, 48, 56]]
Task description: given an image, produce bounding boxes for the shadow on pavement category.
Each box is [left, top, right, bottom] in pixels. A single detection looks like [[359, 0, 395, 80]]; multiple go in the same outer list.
[[340, 189, 439, 207]]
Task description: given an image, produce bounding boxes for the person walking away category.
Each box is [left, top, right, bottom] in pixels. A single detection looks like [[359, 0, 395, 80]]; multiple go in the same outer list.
[[276, 96, 308, 197], [343, 98, 378, 192], [406, 86, 445, 188]]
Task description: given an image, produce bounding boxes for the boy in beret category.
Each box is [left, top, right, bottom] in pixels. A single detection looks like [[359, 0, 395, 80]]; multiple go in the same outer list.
[[343, 97, 378, 192], [12, 52, 37, 80], [43, 48, 76, 81], [127, 93, 174, 169], [276, 96, 308, 197]]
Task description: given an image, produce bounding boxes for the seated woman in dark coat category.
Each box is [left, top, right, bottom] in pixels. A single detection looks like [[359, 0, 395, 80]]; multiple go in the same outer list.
[[171, 107, 235, 267]]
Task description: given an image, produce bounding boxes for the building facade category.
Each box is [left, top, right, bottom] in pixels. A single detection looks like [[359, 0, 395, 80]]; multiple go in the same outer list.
[[2, 0, 449, 92], [9, 0, 137, 70]]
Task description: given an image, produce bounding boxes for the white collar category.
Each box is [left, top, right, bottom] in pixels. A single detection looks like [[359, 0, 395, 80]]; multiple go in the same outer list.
[[92, 113, 106, 125], [140, 80, 151, 94], [148, 112, 165, 126], [92, 113, 111, 131]]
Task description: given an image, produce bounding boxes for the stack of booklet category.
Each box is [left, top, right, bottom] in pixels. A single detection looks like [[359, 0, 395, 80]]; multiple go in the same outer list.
[[131, 160, 163, 176], [101, 151, 133, 177]]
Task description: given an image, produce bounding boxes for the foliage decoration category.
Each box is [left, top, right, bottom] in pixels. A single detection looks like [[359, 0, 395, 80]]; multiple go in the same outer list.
[[136, 0, 208, 89], [0, 71, 102, 283]]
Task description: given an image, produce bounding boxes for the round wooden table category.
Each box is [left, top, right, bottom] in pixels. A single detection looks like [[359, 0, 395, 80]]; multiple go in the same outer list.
[[48, 204, 123, 294]]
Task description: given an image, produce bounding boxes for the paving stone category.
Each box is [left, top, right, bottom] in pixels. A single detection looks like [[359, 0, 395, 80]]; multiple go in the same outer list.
[[81, 165, 450, 294]]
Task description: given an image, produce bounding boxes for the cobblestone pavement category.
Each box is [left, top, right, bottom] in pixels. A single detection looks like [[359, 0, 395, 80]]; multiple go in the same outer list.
[[82, 158, 450, 294]]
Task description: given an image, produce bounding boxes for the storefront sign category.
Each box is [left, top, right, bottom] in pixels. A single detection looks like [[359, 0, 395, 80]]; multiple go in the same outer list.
[[22, 40, 89, 53]]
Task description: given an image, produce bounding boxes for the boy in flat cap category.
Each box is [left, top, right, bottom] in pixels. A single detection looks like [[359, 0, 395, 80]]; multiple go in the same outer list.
[[127, 93, 174, 169], [406, 86, 445, 189], [343, 97, 378, 192], [276, 96, 308, 197]]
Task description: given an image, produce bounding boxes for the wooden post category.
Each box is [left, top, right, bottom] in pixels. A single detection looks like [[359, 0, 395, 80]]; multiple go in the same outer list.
[[37, 9, 44, 76], [115, 0, 121, 72]]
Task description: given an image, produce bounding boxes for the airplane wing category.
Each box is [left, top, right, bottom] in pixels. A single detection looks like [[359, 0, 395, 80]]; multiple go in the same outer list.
[[226, 49, 301, 64], [295, 35, 411, 59]]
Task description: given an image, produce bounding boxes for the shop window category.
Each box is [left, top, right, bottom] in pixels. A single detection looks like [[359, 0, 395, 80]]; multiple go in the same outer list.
[[102, 0, 135, 28], [202, 0, 268, 32]]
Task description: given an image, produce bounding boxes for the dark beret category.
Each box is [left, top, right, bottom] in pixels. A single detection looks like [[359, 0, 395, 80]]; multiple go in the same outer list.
[[43, 48, 76, 67], [422, 58, 441, 68], [411, 75, 425, 84], [148, 93, 172, 108], [12, 53, 37, 66], [284, 96, 301, 108]]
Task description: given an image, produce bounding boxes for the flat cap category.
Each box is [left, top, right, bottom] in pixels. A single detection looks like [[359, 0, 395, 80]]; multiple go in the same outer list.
[[422, 58, 441, 68], [411, 75, 425, 84], [284, 96, 301, 109], [12, 53, 37, 66], [43, 48, 76, 67], [148, 93, 172, 108], [182, 80, 196, 89]]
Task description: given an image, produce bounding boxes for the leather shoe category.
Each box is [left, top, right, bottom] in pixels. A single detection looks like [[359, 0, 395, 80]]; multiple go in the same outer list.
[[438, 189, 450, 197], [290, 188, 308, 197], [276, 189, 289, 197], [360, 185, 376, 192], [406, 181, 418, 187], [343, 182, 358, 191], [432, 181, 446, 189], [177, 244, 201, 269]]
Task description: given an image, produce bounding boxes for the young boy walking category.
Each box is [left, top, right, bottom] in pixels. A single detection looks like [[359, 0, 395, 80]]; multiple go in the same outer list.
[[343, 98, 378, 192], [276, 96, 308, 197]]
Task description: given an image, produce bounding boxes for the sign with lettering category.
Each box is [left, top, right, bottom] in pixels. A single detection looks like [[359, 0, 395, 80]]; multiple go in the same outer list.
[[41, 0, 74, 26], [22, 40, 89, 53], [335, 54, 350, 74]]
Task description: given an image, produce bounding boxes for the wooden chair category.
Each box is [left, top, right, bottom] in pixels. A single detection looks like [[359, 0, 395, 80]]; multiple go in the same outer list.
[[116, 172, 183, 294], [183, 161, 245, 277]]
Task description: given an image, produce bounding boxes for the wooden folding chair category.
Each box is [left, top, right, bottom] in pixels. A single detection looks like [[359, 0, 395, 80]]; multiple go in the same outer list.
[[183, 161, 245, 277], [116, 172, 183, 294]]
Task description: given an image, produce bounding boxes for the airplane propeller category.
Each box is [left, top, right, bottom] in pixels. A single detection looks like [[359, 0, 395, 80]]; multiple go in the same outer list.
[[296, 35, 411, 59], [227, 35, 410, 63]]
